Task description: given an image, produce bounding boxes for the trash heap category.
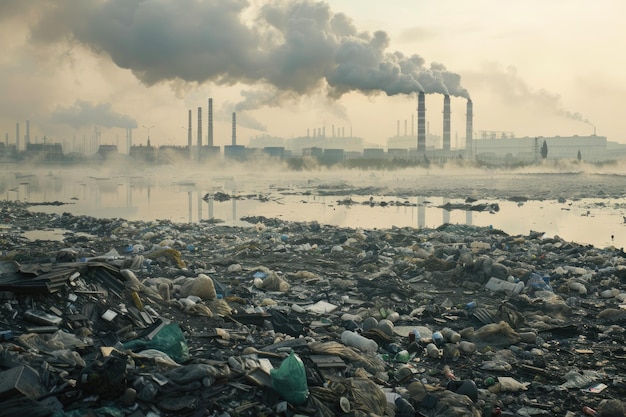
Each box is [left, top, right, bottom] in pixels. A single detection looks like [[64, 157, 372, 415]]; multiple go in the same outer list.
[[0, 200, 625, 417]]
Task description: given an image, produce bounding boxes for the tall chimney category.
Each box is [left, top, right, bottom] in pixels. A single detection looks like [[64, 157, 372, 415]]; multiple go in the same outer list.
[[188, 109, 192, 159], [396, 120, 400, 137], [466, 99, 473, 158], [208, 98, 213, 147], [197, 107, 202, 158], [26, 120, 30, 145], [417, 92, 425, 153], [443, 94, 451, 151], [404, 119, 407, 136], [16, 123, 20, 152], [231, 112, 236, 145]]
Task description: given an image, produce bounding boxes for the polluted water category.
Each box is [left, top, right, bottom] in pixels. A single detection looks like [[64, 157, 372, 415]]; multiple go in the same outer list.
[[0, 163, 625, 416]]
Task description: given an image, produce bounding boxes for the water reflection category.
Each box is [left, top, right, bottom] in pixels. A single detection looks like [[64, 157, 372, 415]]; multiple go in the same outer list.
[[1, 170, 624, 249]]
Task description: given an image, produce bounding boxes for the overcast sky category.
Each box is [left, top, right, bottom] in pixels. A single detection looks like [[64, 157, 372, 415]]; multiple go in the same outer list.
[[1, 0, 624, 150]]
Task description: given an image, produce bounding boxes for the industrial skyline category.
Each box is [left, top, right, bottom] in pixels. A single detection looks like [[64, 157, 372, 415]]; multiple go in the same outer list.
[[1, 1, 623, 148]]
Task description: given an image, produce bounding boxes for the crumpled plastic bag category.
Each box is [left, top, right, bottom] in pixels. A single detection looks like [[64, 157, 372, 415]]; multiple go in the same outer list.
[[270, 350, 309, 405], [124, 322, 189, 363]]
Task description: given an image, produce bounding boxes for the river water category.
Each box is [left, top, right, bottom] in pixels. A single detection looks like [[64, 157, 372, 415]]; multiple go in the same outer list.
[[2, 166, 625, 250]]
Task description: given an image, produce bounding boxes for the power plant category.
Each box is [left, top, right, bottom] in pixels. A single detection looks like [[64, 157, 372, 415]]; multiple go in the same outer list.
[[2, 93, 624, 165]]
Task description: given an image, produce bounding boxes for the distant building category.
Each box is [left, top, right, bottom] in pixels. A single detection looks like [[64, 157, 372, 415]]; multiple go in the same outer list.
[[25, 142, 64, 162], [97, 144, 119, 159], [472, 135, 615, 162]]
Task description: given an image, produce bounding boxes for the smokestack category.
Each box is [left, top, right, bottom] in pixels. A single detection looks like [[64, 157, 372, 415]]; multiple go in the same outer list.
[[231, 112, 236, 145], [188, 109, 192, 158], [16, 123, 20, 152], [197, 107, 202, 158], [208, 98, 213, 147], [404, 120, 407, 136], [307, 128, 310, 137], [26, 120, 30, 145], [332, 125, 335, 137], [466, 99, 473, 157], [443, 95, 451, 151], [417, 92, 425, 153]]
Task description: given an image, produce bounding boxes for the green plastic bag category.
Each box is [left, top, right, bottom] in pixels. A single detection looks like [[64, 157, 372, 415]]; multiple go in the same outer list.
[[270, 350, 309, 405], [124, 322, 189, 363]]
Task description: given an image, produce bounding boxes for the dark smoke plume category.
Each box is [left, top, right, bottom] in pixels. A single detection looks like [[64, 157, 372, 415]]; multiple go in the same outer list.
[[14, 0, 469, 111]]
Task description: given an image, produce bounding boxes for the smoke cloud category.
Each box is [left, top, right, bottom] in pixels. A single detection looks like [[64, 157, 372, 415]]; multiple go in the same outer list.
[[467, 63, 593, 127], [14, 0, 468, 113], [50, 100, 138, 129]]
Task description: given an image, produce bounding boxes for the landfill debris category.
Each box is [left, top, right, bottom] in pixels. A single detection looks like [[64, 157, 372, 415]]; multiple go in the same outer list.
[[0, 200, 625, 416]]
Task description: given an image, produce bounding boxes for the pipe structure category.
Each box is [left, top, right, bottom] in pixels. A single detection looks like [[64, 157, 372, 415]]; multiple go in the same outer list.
[[188, 109, 192, 159], [197, 107, 202, 159], [231, 112, 236, 146], [417, 92, 426, 153], [443, 95, 451, 151], [466, 99, 473, 158], [208, 98, 213, 147]]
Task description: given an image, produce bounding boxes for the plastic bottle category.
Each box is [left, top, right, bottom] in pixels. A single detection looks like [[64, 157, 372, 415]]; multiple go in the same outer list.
[[432, 331, 444, 346], [442, 327, 461, 343], [485, 277, 524, 294], [527, 273, 553, 292], [425, 343, 440, 359], [408, 328, 420, 343], [395, 396, 416, 417], [341, 330, 378, 353]]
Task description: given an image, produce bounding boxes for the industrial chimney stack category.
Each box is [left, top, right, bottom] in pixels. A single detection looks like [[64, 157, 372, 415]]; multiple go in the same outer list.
[[466, 99, 473, 158], [197, 107, 203, 161], [417, 92, 426, 153], [443, 95, 451, 151], [16, 123, 20, 152], [231, 112, 237, 146], [187, 109, 192, 159], [208, 98, 213, 147]]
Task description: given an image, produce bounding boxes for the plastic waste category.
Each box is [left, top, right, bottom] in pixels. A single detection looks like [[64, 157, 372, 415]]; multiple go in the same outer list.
[[527, 273, 553, 292], [124, 322, 190, 363], [270, 350, 309, 405], [341, 330, 378, 353], [485, 277, 524, 294]]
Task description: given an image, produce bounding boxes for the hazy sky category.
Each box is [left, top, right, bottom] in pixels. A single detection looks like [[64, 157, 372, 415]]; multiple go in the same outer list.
[[1, 0, 624, 150]]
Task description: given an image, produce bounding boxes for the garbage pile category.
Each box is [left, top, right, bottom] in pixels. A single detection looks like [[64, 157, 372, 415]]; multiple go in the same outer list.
[[1, 200, 625, 417]]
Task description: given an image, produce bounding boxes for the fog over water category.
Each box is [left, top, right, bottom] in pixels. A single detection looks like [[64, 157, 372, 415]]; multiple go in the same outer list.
[[2, 159, 626, 250]]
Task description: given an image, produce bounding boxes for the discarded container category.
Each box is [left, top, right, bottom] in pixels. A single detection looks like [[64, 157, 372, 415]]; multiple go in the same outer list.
[[442, 327, 461, 343], [527, 273, 552, 292], [459, 341, 476, 354], [0, 365, 47, 400], [408, 328, 420, 343], [426, 343, 440, 359], [432, 331, 444, 346], [485, 277, 524, 294], [395, 396, 416, 417], [341, 330, 378, 353], [23, 309, 62, 326]]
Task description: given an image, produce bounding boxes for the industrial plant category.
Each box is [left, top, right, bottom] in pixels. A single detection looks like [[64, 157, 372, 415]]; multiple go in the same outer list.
[[2, 95, 625, 166]]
